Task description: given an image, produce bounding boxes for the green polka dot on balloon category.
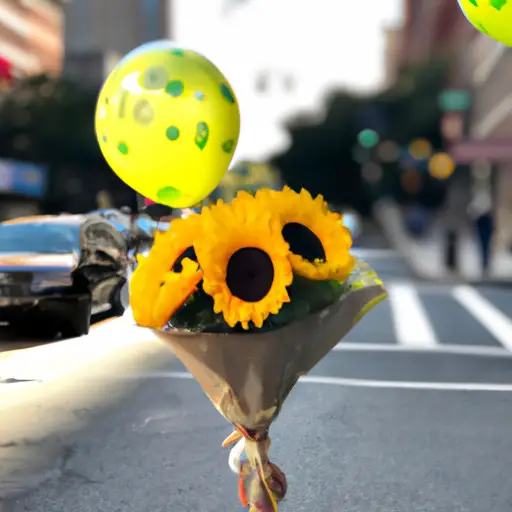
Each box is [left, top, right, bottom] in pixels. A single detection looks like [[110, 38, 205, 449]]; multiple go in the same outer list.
[[133, 99, 154, 125], [157, 186, 183, 204], [118, 142, 128, 155], [195, 91, 205, 101], [165, 80, 184, 97], [195, 122, 209, 150], [142, 66, 168, 89], [477, 22, 488, 34], [171, 49, 185, 56], [221, 139, 235, 153], [468, 0, 478, 5], [166, 126, 180, 140], [490, 0, 506, 10], [220, 83, 235, 104], [102, 135, 107, 143]]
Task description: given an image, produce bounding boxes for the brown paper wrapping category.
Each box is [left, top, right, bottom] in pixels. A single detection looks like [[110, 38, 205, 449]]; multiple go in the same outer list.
[[153, 280, 386, 511], [154, 283, 384, 429]]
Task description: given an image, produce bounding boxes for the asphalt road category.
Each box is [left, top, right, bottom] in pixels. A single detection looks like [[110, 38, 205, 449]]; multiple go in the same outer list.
[[2, 248, 512, 511]]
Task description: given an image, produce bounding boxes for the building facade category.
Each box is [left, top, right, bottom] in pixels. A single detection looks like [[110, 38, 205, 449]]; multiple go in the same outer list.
[[0, 0, 62, 220], [383, 27, 403, 88], [456, 36, 512, 253], [0, 0, 63, 78], [63, 0, 172, 87], [400, 0, 475, 69], [399, 0, 512, 272]]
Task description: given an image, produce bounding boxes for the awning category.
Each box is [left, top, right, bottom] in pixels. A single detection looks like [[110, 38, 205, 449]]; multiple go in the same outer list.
[[449, 139, 512, 164], [0, 42, 39, 74]]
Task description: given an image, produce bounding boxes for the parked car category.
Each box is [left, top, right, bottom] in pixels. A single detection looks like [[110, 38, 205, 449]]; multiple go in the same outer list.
[[90, 208, 154, 247], [0, 213, 129, 338]]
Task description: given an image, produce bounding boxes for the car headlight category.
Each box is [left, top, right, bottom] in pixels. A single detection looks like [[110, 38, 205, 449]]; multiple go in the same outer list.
[[31, 271, 73, 292]]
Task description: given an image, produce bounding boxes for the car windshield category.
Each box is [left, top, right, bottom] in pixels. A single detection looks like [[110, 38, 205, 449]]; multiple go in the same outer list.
[[0, 223, 81, 254]]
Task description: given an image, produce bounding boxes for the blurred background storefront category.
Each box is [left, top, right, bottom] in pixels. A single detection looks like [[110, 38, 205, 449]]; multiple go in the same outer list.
[[0, 0, 62, 80], [0, 158, 47, 219], [0, 0, 511, 279]]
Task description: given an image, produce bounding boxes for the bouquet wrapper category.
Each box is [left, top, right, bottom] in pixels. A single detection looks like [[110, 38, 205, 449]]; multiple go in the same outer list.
[[154, 263, 386, 511]]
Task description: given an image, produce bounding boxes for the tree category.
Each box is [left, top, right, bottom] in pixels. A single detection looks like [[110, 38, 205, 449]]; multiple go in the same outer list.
[[272, 91, 368, 211], [0, 74, 103, 167], [0, 74, 134, 212], [271, 59, 448, 214]]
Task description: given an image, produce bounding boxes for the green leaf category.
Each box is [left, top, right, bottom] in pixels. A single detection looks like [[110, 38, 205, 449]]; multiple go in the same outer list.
[[169, 285, 232, 332]]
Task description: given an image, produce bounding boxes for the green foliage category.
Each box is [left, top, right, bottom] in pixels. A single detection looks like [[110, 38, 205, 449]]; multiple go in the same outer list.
[[273, 91, 366, 210], [0, 74, 103, 168], [377, 59, 447, 147], [0, 74, 137, 213], [272, 59, 448, 213], [168, 276, 345, 333]]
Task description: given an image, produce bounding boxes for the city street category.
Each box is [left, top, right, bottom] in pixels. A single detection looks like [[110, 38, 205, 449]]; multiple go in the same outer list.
[[2, 248, 512, 511], [2, 0, 512, 510]]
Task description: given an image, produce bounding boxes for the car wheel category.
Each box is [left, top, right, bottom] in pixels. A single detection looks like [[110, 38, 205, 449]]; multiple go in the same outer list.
[[15, 317, 55, 340], [110, 280, 127, 317], [60, 296, 91, 338]]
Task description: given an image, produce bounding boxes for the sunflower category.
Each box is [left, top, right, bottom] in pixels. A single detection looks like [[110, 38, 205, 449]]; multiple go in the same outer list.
[[130, 214, 203, 328], [195, 192, 293, 329], [256, 186, 355, 281], [153, 258, 203, 327]]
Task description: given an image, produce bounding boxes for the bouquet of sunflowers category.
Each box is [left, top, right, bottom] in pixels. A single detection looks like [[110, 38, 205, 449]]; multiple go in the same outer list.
[[130, 186, 386, 511]]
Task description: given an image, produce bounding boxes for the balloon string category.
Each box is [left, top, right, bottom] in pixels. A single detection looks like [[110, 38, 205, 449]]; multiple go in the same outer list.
[[223, 428, 284, 512], [254, 461, 278, 512]]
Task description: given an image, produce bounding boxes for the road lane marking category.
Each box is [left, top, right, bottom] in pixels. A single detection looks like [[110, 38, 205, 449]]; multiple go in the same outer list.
[[388, 283, 438, 347], [452, 285, 512, 351], [153, 371, 512, 392], [351, 249, 397, 259], [332, 342, 512, 358]]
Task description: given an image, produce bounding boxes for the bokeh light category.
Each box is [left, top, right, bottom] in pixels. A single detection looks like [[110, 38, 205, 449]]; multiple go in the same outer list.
[[409, 138, 432, 160], [361, 162, 383, 184], [401, 169, 422, 194], [376, 140, 399, 162], [471, 159, 492, 181], [352, 145, 371, 164], [428, 152, 455, 180], [358, 129, 380, 148]]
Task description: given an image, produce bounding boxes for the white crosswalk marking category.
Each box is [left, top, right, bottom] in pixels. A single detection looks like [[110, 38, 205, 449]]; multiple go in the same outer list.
[[351, 248, 397, 259], [452, 286, 512, 351], [387, 283, 438, 347]]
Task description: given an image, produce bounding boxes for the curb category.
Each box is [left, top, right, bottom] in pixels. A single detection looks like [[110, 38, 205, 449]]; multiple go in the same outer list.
[[373, 200, 512, 286]]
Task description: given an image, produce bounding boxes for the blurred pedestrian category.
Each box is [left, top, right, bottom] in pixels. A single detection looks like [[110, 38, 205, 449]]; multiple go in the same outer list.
[[468, 193, 494, 276], [405, 204, 429, 239], [475, 212, 494, 274], [96, 190, 113, 209]]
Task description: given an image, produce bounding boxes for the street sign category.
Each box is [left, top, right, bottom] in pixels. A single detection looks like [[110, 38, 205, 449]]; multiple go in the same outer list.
[[438, 90, 471, 112]]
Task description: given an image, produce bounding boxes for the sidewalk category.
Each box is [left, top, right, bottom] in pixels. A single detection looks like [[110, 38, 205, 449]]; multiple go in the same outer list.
[[374, 199, 512, 284]]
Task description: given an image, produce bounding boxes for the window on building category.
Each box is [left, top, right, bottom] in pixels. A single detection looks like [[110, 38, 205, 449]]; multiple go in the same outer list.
[[283, 74, 295, 93], [256, 72, 269, 94]]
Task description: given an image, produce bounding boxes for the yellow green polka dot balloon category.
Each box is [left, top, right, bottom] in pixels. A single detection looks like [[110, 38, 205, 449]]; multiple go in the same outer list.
[[95, 40, 241, 208], [458, 0, 512, 46]]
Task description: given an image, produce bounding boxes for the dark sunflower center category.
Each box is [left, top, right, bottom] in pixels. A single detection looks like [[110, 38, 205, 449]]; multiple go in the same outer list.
[[226, 248, 274, 302], [282, 222, 325, 262], [172, 246, 198, 272]]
